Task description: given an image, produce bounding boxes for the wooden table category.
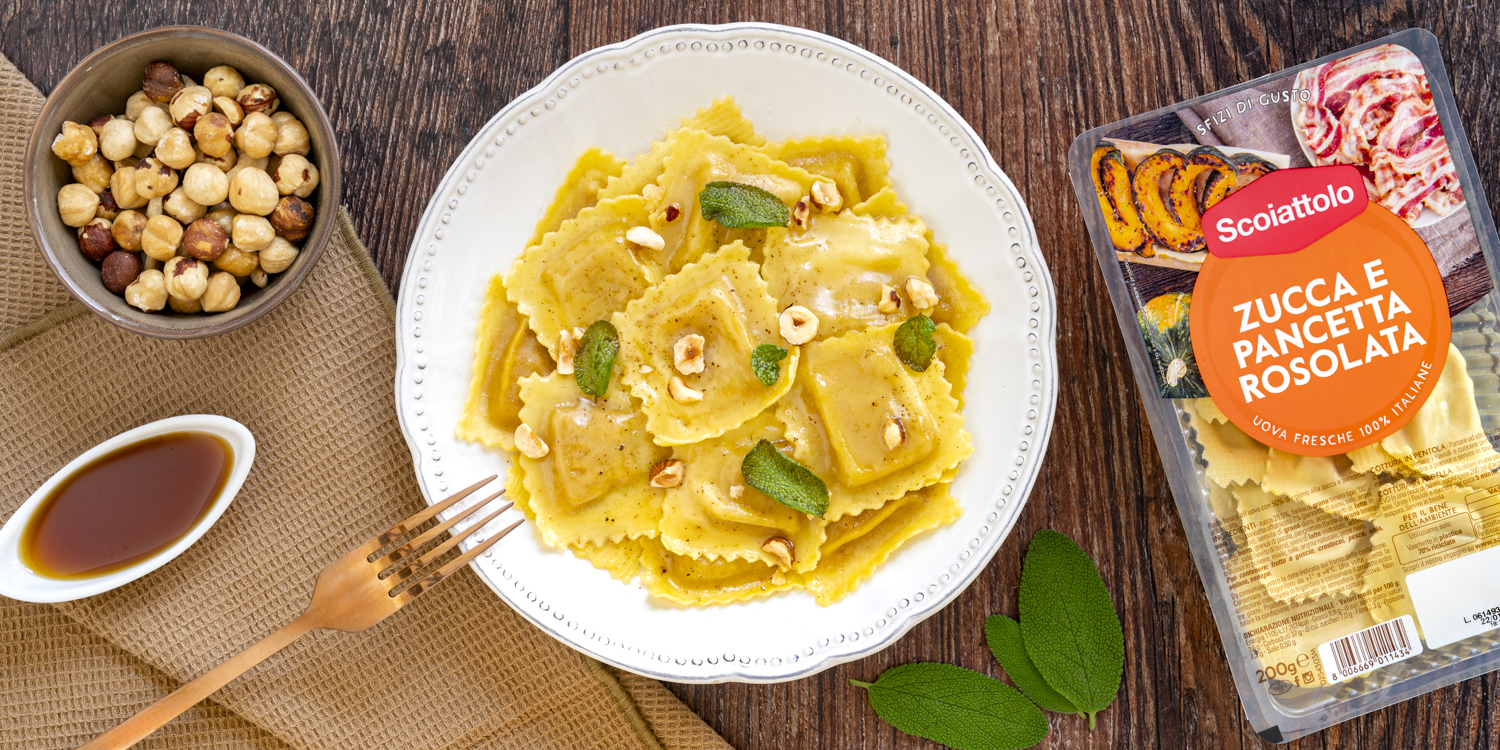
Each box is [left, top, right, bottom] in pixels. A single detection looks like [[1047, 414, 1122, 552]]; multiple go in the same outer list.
[[8, 2, 1500, 748]]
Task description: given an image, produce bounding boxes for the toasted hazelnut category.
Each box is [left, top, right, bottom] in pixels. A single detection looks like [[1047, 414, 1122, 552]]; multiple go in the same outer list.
[[268, 196, 315, 240], [649, 459, 686, 489], [730, 483, 745, 499], [200, 271, 241, 312], [625, 225, 665, 252], [514, 423, 549, 459], [113, 155, 140, 171], [124, 90, 154, 120], [134, 157, 178, 199], [810, 180, 843, 212], [214, 243, 258, 276], [110, 167, 147, 209], [182, 218, 229, 261], [98, 118, 139, 162], [791, 197, 811, 229], [111, 210, 147, 250], [556, 328, 578, 375], [270, 111, 311, 156], [77, 218, 117, 261], [141, 215, 184, 261], [181, 163, 231, 206], [270, 153, 317, 196], [641, 183, 664, 205], [905, 277, 939, 310], [229, 167, 278, 215], [143, 61, 184, 102], [193, 111, 235, 157], [250, 268, 269, 288], [236, 83, 279, 114], [100, 250, 143, 294], [212, 96, 244, 127], [96, 190, 121, 221], [878, 284, 901, 314], [882, 414, 907, 450], [231, 213, 275, 251], [146, 196, 164, 220], [164, 188, 205, 225], [72, 154, 113, 194], [762, 537, 794, 568], [202, 65, 244, 99], [86, 115, 114, 137], [660, 203, 682, 223], [124, 268, 168, 311], [235, 112, 278, 159], [163, 256, 209, 300], [133, 106, 173, 146], [169, 86, 213, 129], [668, 375, 703, 404], [168, 293, 203, 314], [155, 128, 196, 170], [57, 184, 99, 227], [673, 333, 706, 375], [258, 236, 299, 273], [639, 364, 653, 374], [779, 305, 819, 345], [133, 138, 156, 159], [51, 121, 97, 167], [197, 144, 238, 172]]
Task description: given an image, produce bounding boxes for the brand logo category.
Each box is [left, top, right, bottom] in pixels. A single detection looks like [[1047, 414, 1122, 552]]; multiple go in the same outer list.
[[1203, 165, 1367, 259]]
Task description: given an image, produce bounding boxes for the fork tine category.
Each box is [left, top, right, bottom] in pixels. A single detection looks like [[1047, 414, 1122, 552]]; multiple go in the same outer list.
[[382, 498, 514, 584], [373, 489, 507, 571], [373, 474, 496, 547], [391, 517, 526, 604]]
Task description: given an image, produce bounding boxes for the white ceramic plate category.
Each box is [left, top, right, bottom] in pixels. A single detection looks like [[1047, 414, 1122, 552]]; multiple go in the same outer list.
[[394, 23, 1057, 683]]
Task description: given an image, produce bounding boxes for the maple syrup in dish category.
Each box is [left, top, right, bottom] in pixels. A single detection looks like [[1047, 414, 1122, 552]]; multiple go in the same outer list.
[[20, 432, 231, 579]]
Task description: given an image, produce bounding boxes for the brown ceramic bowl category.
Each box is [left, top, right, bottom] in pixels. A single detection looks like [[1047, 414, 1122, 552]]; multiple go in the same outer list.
[[25, 26, 341, 339]]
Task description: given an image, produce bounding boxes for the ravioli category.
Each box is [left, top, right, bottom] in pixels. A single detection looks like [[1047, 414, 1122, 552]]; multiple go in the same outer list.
[[1381, 343, 1500, 477], [1262, 450, 1379, 521], [800, 483, 961, 605], [597, 97, 769, 202], [526, 147, 626, 247], [850, 186, 910, 218], [640, 538, 795, 606], [456, 275, 556, 451], [1232, 482, 1372, 604], [934, 323, 974, 408], [615, 242, 797, 445], [760, 134, 892, 206], [924, 234, 991, 334], [1187, 400, 1268, 487]]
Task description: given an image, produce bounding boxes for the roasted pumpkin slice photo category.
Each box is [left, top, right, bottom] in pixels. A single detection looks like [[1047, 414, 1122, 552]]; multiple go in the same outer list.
[[1231, 152, 1278, 184], [1185, 146, 1238, 217], [1091, 142, 1147, 254], [1132, 149, 1205, 254]]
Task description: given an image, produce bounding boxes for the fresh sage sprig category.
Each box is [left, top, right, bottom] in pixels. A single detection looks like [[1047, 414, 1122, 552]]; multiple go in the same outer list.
[[850, 664, 1048, 750], [574, 320, 618, 397], [894, 314, 937, 372], [740, 439, 828, 516], [698, 181, 790, 228]]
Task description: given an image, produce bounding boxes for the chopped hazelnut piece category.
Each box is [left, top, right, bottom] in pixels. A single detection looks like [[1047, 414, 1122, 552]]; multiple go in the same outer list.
[[906, 277, 939, 310], [641, 183, 664, 205], [878, 284, 901, 314], [661, 203, 682, 223], [639, 364, 654, 374], [626, 225, 665, 252], [649, 459, 686, 488], [762, 537, 795, 568], [673, 333, 706, 375], [810, 180, 843, 211], [791, 197, 811, 229], [729, 483, 745, 499], [557, 329, 578, 375], [668, 375, 703, 404], [882, 414, 907, 450], [514, 424, 549, 459], [779, 305, 819, 345]]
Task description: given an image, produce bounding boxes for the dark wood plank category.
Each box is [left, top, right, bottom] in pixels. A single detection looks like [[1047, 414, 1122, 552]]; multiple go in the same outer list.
[[5, 1, 1500, 748]]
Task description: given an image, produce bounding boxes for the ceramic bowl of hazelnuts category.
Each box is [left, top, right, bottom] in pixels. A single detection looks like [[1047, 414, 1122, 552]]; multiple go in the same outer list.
[[25, 26, 340, 339]]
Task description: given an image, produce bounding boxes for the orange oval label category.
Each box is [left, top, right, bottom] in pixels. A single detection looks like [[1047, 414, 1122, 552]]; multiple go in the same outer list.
[[1190, 202, 1450, 455]]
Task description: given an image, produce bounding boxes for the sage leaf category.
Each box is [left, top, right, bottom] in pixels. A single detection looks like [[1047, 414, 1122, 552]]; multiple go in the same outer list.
[[698, 181, 790, 228], [751, 344, 788, 387], [893, 314, 937, 371], [1018, 530, 1124, 729], [984, 614, 1080, 715], [575, 320, 619, 397], [850, 663, 1048, 750], [740, 439, 828, 516]]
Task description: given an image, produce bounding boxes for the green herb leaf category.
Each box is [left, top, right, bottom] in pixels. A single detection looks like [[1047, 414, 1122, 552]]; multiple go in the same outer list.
[[850, 664, 1048, 750], [751, 344, 788, 387], [894, 314, 937, 371], [698, 181, 790, 229], [1018, 530, 1124, 729], [574, 320, 619, 397], [984, 614, 1080, 715], [740, 439, 828, 516]]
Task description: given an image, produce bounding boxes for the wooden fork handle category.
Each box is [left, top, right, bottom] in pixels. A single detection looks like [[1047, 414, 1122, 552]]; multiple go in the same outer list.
[[77, 614, 319, 750]]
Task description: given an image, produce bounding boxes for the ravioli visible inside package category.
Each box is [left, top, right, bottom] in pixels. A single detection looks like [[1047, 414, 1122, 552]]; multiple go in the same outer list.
[[1381, 343, 1500, 478], [1232, 482, 1372, 604], [1187, 399, 1267, 487], [1263, 450, 1379, 521]]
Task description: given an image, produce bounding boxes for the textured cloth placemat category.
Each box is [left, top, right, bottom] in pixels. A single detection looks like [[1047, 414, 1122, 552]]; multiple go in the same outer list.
[[0, 53, 729, 750]]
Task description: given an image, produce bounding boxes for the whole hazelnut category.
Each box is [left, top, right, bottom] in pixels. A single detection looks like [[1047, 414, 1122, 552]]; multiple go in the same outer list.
[[51, 121, 97, 166], [193, 112, 234, 157], [143, 61, 184, 102], [134, 157, 178, 199], [78, 218, 117, 261], [250, 268, 270, 288], [164, 187, 205, 225], [229, 167, 278, 215], [133, 106, 173, 146], [95, 190, 121, 221], [124, 268, 168, 311], [182, 218, 228, 261], [141, 214, 184, 261], [203, 65, 244, 99], [214, 243, 259, 276], [268, 196, 314, 241], [157, 134, 196, 175], [201, 271, 241, 312], [270, 112, 311, 156], [231, 213, 275, 251], [87, 115, 114, 137], [169, 86, 213, 129], [112, 210, 148, 250], [113, 155, 140, 170], [258, 236, 299, 273], [163, 256, 209, 300], [213, 96, 244, 127], [197, 145, 237, 172], [71, 154, 113, 194], [236, 83, 279, 114], [110, 167, 148, 209], [146, 196, 164, 219], [98, 118, 139, 161], [168, 293, 202, 314], [206, 206, 238, 235], [270, 153, 318, 196], [234, 112, 278, 159], [124, 91, 154, 121], [182, 163, 231, 206], [101, 251, 142, 294], [57, 183, 99, 227]]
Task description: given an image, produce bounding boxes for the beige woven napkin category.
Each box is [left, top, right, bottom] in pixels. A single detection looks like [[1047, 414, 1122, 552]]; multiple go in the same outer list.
[[0, 53, 728, 750]]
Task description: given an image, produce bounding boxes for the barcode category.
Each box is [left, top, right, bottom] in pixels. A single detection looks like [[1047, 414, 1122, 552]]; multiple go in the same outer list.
[[1318, 616, 1423, 684]]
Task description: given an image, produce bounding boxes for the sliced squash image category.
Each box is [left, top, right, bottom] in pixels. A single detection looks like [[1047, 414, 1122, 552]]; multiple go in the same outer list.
[[1138, 292, 1207, 399], [1132, 149, 1204, 254], [1091, 142, 1147, 254]]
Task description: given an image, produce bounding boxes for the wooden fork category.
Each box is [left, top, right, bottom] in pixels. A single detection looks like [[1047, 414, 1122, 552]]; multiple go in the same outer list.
[[78, 476, 520, 750]]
